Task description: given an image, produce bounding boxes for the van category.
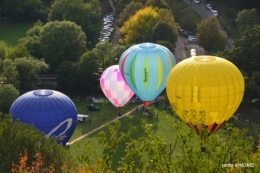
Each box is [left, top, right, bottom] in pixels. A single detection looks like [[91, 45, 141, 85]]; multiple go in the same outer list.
[[77, 114, 89, 122], [87, 104, 99, 111]]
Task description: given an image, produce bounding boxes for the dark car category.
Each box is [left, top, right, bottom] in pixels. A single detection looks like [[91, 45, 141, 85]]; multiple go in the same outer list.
[[86, 104, 99, 111], [130, 98, 143, 103]]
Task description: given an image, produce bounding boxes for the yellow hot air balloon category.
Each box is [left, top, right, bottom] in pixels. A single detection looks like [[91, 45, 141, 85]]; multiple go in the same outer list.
[[166, 56, 244, 149]]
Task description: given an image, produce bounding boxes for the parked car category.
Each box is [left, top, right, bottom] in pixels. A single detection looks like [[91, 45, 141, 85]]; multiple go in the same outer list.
[[103, 27, 113, 32], [211, 10, 218, 16], [86, 104, 99, 111], [77, 114, 89, 122], [130, 98, 143, 103], [179, 29, 186, 35], [193, 0, 200, 4], [104, 24, 113, 27], [206, 4, 213, 10], [188, 36, 197, 42], [183, 31, 192, 37]]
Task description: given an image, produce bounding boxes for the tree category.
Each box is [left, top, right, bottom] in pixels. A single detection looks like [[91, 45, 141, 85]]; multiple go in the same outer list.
[[196, 16, 227, 52], [120, 7, 179, 45], [153, 8, 179, 44], [117, 1, 143, 27], [145, 0, 170, 9], [78, 51, 100, 90], [226, 25, 260, 77], [48, 0, 102, 43], [40, 21, 86, 71], [156, 40, 175, 52], [0, 84, 19, 113], [0, 114, 73, 172], [111, 44, 127, 65], [2, 59, 20, 88], [93, 42, 114, 69], [57, 61, 79, 92], [175, 8, 200, 32], [74, 119, 258, 172], [120, 6, 159, 44], [19, 20, 43, 59], [151, 21, 177, 44], [14, 57, 49, 92], [0, 41, 7, 60], [115, 0, 132, 16], [235, 8, 260, 34], [5, 45, 30, 60], [0, 0, 42, 21]]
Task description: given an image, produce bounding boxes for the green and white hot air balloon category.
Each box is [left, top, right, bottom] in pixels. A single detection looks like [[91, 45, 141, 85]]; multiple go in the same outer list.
[[119, 43, 176, 107]]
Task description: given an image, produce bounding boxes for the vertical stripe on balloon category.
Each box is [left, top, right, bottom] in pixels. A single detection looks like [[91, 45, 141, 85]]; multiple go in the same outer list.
[[166, 53, 173, 69], [130, 54, 137, 90], [121, 53, 129, 83], [156, 54, 163, 90], [144, 55, 149, 91]]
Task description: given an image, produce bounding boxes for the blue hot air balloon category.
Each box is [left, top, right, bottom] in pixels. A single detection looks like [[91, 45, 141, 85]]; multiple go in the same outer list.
[[119, 43, 176, 106], [10, 89, 77, 146]]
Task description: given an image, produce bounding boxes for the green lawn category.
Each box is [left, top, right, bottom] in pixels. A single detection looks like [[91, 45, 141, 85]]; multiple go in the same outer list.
[[69, 102, 186, 170], [68, 96, 260, 170], [0, 22, 34, 46], [70, 97, 143, 142]]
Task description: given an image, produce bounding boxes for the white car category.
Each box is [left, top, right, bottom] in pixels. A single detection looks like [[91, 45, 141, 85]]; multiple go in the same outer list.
[[188, 36, 197, 42], [211, 10, 218, 16], [193, 0, 200, 4], [206, 4, 213, 10]]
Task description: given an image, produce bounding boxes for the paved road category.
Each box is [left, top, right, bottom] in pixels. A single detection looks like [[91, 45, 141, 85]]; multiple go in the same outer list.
[[184, 0, 233, 49], [174, 0, 234, 61]]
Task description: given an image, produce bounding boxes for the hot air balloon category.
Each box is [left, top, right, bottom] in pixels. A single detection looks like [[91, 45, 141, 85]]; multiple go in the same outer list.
[[166, 56, 244, 150], [119, 43, 176, 107], [10, 89, 77, 146], [100, 65, 134, 109]]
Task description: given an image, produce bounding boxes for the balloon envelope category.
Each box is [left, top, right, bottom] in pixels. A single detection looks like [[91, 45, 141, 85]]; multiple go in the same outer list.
[[119, 43, 176, 102], [166, 56, 244, 134], [10, 89, 77, 145], [100, 65, 134, 108]]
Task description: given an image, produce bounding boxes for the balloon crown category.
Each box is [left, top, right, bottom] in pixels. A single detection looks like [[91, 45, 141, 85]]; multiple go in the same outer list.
[[33, 90, 54, 97], [139, 43, 156, 49]]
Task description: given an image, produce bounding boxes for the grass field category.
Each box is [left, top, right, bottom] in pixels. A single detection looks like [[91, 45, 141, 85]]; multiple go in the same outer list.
[[0, 22, 34, 46], [69, 100, 186, 170], [68, 96, 260, 170]]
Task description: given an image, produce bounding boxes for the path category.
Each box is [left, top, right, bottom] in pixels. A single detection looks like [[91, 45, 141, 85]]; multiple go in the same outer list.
[[69, 95, 166, 145]]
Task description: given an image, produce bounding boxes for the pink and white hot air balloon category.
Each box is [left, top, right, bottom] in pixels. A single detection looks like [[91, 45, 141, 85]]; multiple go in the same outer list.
[[100, 65, 134, 109]]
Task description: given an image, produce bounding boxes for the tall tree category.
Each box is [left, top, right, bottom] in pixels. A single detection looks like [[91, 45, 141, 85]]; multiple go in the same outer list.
[[117, 1, 143, 27], [115, 0, 132, 16], [78, 51, 100, 90], [0, 84, 19, 113], [196, 16, 227, 52], [14, 57, 49, 92], [48, 0, 102, 43], [5, 45, 30, 60], [235, 8, 260, 34], [120, 6, 159, 44], [57, 61, 79, 92], [19, 20, 43, 59], [145, 0, 170, 9], [151, 21, 177, 44], [40, 21, 86, 71], [2, 59, 20, 89], [225, 25, 260, 101]]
